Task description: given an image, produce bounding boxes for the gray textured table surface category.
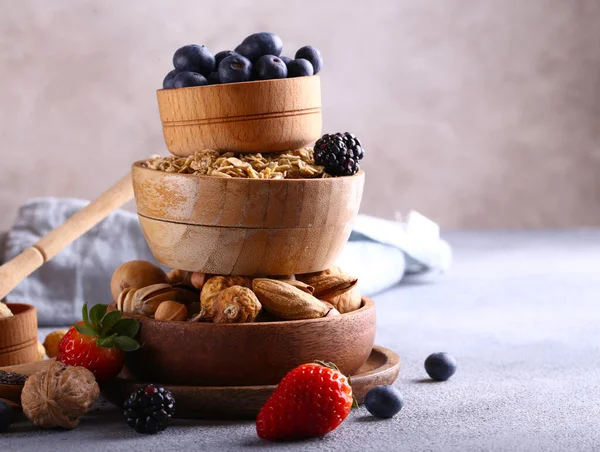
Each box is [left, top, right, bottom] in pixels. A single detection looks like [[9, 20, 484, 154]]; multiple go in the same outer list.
[[5, 230, 600, 451]]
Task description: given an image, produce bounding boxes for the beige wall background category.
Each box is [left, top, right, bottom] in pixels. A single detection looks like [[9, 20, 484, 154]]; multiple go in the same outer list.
[[1, 0, 599, 231]]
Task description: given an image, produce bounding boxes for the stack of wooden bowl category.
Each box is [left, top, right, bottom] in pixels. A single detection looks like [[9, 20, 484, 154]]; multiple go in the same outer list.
[[123, 75, 378, 390]]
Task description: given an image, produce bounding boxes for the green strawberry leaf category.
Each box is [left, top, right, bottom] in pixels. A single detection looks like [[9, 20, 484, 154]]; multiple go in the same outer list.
[[114, 336, 140, 352], [82, 302, 90, 326], [112, 318, 139, 338], [100, 311, 122, 337], [74, 321, 98, 337], [90, 304, 107, 328], [97, 333, 117, 348]]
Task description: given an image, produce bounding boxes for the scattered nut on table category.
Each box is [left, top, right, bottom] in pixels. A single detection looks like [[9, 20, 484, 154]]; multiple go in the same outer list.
[[21, 361, 100, 429], [43, 330, 68, 358]]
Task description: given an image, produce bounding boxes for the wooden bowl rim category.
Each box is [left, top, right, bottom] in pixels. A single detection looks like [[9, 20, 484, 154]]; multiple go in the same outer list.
[[0, 303, 35, 323], [132, 161, 364, 184], [156, 75, 320, 95], [120, 297, 374, 328]]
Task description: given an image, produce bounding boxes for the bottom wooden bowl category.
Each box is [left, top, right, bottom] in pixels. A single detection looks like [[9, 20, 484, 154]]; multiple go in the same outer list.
[[119, 297, 376, 386], [0, 304, 38, 367]]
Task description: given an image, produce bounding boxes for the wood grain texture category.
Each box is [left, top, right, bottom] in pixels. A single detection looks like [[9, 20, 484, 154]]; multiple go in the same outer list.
[[156, 76, 322, 155], [101, 345, 399, 419], [0, 173, 134, 301], [113, 297, 375, 386], [132, 163, 364, 275], [0, 304, 38, 367]]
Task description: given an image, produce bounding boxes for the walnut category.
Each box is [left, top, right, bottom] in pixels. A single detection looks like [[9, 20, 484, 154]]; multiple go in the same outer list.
[[199, 276, 251, 317], [154, 301, 188, 321], [110, 260, 170, 301], [0, 302, 13, 318], [43, 330, 68, 358], [21, 361, 100, 429], [209, 286, 262, 323]]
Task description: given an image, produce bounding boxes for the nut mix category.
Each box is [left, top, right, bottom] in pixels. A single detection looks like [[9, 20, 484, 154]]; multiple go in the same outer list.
[[111, 260, 362, 323]]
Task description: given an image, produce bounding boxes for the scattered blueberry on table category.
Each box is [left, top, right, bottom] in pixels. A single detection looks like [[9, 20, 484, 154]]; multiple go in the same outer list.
[[0, 399, 14, 432], [123, 384, 176, 434], [364, 385, 404, 419], [162, 32, 322, 88], [424, 352, 457, 381]]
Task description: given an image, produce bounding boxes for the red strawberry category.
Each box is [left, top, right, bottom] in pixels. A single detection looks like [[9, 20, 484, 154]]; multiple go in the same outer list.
[[256, 361, 356, 441], [56, 303, 140, 383]]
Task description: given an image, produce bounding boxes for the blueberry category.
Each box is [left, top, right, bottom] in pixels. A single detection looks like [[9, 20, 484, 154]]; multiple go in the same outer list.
[[173, 44, 215, 75], [218, 54, 253, 83], [172, 71, 208, 88], [287, 59, 314, 78], [162, 69, 178, 89], [364, 386, 403, 419], [215, 50, 237, 67], [295, 46, 323, 74], [254, 55, 287, 80], [234, 32, 283, 61], [279, 56, 292, 65], [207, 72, 221, 85], [0, 400, 14, 432], [425, 352, 457, 381]]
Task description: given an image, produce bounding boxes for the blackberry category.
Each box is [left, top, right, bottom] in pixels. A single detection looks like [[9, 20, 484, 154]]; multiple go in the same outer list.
[[313, 132, 365, 176], [123, 384, 175, 434]]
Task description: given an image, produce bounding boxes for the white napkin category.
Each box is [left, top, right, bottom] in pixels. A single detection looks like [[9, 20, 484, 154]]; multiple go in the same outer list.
[[2, 198, 451, 326]]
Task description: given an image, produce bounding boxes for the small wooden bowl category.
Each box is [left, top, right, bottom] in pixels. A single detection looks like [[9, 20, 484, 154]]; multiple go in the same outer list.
[[116, 298, 375, 386], [0, 304, 38, 367], [132, 162, 365, 275], [156, 76, 322, 155]]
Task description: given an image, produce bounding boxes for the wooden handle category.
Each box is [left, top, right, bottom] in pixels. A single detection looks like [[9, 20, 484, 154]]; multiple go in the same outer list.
[[0, 173, 133, 300]]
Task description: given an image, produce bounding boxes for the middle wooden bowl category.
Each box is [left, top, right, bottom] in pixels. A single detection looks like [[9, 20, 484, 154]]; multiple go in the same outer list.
[[132, 162, 365, 275], [116, 298, 376, 386]]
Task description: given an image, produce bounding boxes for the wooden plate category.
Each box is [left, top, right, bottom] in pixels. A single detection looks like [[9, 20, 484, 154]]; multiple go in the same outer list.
[[0, 346, 400, 419], [102, 345, 399, 419]]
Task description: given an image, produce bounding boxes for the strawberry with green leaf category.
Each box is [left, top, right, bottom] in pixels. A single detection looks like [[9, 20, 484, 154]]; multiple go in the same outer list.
[[56, 303, 140, 383]]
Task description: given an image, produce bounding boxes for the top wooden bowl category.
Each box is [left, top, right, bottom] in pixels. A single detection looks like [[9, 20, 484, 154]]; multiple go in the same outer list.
[[156, 76, 322, 156], [0, 303, 38, 367]]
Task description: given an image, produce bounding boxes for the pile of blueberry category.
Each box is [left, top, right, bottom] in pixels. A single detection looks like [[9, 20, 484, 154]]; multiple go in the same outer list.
[[163, 32, 322, 89]]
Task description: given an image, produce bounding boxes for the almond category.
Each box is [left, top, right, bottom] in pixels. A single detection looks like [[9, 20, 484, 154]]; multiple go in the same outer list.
[[252, 279, 329, 320]]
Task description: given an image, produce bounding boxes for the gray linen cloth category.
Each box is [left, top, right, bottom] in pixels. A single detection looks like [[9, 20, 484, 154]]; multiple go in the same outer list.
[[1, 198, 450, 326]]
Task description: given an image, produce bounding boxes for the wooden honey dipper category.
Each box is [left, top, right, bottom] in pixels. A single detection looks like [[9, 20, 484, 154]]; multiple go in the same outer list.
[[0, 174, 133, 301]]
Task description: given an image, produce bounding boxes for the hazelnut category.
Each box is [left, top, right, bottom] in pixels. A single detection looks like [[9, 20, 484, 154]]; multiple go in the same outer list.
[[110, 260, 169, 301], [43, 330, 68, 358], [154, 301, 188, 321], [21, 361, 100, 429], [167, 270, 208, 291]]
